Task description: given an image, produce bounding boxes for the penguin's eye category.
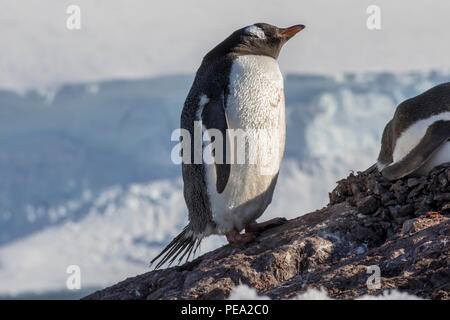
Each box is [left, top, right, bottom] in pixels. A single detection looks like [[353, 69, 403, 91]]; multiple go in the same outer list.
[[244, 25, 266, 39]]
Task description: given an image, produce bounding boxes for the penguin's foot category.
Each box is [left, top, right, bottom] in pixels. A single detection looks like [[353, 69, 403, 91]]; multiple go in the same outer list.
[[245, 217, 288, 233], [226, 229, 255, 248]]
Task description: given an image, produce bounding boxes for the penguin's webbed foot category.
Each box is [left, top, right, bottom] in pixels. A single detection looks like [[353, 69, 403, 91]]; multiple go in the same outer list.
[[226, 230, 255, 248], [245, 217, 288, 233], [225, 218, 288, 248]]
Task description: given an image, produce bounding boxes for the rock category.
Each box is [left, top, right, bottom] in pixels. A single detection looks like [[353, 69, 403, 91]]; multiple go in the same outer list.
[[391, 181, 407, 198], [442, 203, 450, 213], [438, 173, 448, 187], [381, 192, 395, 205], [372, 181, 386, 195], [83, 205, 449, 301], [434, 193, 450, 202], [356, 195, 379, 215], [401, 219, 416, 235], [350, 183, 362, 197], [400, 217, 437, 235], [398, 204, 414, 217], [389, 205, 401, 216], [415, 203, 431, 216], [407, 178, 423, 188], [83, 164, 450, 300]]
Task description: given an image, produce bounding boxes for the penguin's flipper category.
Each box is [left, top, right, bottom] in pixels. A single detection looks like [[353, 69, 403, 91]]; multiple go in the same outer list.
[[381, 120, 450, 180], [201, 92, 230, 194]]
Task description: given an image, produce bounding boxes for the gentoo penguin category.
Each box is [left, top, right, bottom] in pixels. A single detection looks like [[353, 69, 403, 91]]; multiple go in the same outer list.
[[375, 82, 450, 180], [151, 23, 305, 268]]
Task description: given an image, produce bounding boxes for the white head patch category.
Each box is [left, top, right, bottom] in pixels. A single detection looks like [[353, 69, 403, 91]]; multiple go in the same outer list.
[[244, 25, 266, 39]]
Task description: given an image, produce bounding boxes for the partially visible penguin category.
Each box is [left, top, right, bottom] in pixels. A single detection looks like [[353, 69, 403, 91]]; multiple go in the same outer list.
[[375, 82, 450, 180], [151, 23, 305, 268]]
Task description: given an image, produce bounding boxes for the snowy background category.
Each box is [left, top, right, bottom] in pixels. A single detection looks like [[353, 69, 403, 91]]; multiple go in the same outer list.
[[1, 0, 450, 298]]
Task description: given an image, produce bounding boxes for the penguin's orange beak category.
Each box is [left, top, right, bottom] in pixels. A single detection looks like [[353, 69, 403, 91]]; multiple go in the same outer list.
[[280, 24, 305, 37]]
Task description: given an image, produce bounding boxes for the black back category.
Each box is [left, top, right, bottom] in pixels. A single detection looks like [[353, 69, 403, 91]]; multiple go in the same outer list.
[[378, 82, 450, 166], [392, 82, 450, 140]]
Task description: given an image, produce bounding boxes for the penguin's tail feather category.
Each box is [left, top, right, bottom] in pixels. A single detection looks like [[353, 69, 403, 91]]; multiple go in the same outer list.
[[363, 163, 378, 175], [150, 225, 202, 270]]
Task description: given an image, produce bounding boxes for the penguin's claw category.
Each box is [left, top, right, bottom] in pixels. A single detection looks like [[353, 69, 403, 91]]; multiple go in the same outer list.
[[245, 217, 288, 233]]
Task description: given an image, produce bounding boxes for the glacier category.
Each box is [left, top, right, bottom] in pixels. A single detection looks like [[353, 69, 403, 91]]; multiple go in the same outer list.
[[0, 70, 448, 298]]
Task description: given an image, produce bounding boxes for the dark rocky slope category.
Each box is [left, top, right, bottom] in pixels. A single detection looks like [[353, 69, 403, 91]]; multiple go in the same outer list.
[[84, 163, 450, 300]]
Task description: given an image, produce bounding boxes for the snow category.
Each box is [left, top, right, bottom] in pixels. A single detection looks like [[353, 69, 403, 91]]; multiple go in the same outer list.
[[0, 70, 449, 296], [0, 179, 225, 295], [228, 284, 422, 300]]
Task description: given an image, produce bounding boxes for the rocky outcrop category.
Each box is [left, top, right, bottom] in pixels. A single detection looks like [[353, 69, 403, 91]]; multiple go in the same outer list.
[[84, 164, 450, 300]]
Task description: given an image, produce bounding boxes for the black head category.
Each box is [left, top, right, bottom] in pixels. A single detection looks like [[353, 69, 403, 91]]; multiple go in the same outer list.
[[205, 23, 305, 60]]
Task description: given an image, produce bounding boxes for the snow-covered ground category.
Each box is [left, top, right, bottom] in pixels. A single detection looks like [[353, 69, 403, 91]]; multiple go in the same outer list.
[[0, 71, 448, 297], [228, 285, 422, 300]]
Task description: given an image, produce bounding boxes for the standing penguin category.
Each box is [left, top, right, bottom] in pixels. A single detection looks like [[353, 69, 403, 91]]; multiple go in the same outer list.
[[151, 23, 305, 268], [375, 82, 450, 180]]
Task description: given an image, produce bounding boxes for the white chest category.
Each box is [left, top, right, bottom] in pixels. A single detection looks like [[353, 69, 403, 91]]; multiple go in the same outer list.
[[226, 55, 285, 129], [203, 55, 286, 234], [392, 111, 450, 162]]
